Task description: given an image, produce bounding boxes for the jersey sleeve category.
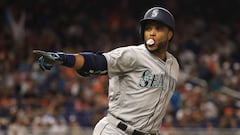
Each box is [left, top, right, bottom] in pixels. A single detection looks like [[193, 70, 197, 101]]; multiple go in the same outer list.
[[169, 55, 180, 81], [103, 47, 137, 76], [172, 57, 180, 81]]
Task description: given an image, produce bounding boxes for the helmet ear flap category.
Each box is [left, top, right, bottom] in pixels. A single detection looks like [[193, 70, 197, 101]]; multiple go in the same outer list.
[[139, 23, 145, 41]]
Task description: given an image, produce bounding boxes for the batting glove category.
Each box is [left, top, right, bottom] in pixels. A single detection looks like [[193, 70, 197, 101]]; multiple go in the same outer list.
[[33, 50, 66, 71]]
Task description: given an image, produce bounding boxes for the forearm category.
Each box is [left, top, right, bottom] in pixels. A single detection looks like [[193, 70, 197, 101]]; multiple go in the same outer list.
[[60, 53, 84, 69], [72, 54, 85, 69], [62, 52, 107, 76]]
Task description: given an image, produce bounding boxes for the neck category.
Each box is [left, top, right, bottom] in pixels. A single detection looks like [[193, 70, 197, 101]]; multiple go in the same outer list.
[[152, 45, 167, 61], [155, 41, 169, 61], [154, 51, 167, 61]]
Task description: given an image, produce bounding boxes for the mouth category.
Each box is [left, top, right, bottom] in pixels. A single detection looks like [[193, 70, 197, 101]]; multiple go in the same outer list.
[[146, 39, 155, 46]]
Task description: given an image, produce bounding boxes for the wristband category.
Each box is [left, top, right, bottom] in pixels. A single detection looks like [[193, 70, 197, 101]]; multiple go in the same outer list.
[[59, 53, 76, 67]]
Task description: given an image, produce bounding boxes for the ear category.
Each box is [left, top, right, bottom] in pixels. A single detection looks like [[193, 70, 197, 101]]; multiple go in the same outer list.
[[168, 31, 173, 40]]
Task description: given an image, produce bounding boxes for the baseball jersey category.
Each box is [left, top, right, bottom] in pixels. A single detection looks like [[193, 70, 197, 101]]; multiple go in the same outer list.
[[103, 44, 179, 132]]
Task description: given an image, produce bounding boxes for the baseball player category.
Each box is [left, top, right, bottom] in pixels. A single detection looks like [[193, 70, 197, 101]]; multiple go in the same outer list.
[[33, 7, 179, 135]]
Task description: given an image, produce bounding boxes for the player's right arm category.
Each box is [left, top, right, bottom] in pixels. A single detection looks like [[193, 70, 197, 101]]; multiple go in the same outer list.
[[33, 50, 107, 76]]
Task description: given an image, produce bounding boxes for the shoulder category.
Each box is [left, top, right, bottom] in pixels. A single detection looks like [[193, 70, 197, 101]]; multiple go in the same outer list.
[[167, 52, 179, 65], [167, 52, 180, 80], [110, 44, 145, 52], [103, 44, 145, 59], [102, 45, 145, 73]]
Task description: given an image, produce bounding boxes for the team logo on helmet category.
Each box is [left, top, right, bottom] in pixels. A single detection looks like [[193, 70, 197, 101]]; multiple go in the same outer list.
[[151, 9, 159, 17]]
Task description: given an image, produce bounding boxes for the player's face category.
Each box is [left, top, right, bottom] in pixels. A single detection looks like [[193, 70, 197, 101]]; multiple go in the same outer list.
[[144, 21, 173, 53]]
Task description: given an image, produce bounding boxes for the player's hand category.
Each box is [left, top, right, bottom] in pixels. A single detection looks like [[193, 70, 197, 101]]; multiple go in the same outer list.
[[33, 50, 65, 71]]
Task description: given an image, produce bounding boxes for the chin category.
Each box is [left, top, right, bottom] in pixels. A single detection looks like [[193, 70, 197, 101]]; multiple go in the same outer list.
[[146, 45, 158, 52]]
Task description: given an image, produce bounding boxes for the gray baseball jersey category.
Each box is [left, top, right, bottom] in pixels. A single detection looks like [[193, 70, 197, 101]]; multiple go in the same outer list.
[[102, 44, 179, 132]]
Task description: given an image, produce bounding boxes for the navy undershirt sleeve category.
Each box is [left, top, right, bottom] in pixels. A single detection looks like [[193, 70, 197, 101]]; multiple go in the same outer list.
[[77, 52, 108, 76]]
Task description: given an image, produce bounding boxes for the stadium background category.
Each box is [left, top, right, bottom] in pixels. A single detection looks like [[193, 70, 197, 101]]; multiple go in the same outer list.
[[0, 0, 240, 134]]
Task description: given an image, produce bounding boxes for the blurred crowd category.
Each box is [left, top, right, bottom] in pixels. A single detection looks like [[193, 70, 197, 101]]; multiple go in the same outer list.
[[0, 0, 240, 134]]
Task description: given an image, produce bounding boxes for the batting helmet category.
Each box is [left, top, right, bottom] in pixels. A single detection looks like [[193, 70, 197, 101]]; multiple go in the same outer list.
[[140, 7, 175, 40]]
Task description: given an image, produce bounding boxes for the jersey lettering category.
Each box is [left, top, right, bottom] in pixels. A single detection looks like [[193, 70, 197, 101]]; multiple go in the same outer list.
[[139, 70, 164, 88], [139, 69, 176, 91]]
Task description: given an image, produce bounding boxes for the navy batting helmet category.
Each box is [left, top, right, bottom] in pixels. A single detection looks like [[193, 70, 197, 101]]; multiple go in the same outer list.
[[140, 7, 175, 40]]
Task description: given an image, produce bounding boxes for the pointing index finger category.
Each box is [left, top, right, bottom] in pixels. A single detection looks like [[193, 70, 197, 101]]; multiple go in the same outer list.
[[32, 50, 51, 58]]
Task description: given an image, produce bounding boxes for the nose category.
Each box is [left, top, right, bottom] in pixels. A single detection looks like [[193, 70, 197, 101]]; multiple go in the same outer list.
[[149, 29, 156, 36]]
